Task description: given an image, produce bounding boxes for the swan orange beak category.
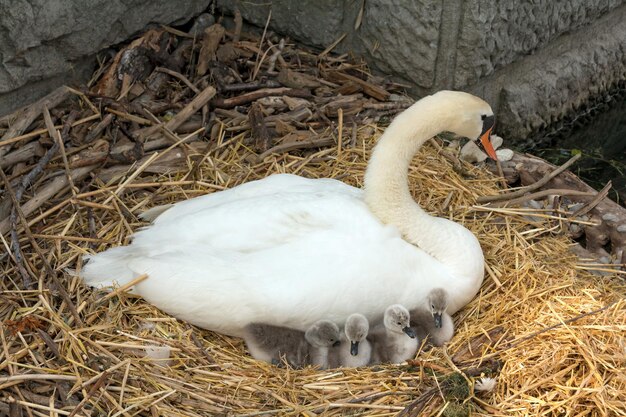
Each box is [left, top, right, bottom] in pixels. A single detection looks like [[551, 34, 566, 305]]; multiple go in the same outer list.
[[479, 127, 498, 160]]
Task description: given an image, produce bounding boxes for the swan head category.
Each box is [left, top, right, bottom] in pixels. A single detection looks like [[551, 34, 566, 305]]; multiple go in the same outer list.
[[384, 304, 416, 338], [344, 313, 369, 356], [429, 90, 497, 159], [305, 320, 341, 348], [427, 288, 449, 329]]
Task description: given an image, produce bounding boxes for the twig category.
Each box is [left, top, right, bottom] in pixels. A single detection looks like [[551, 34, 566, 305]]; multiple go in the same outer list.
[[36, 329, 64, 363], [233, 8, 243, 43], [337, 108, 343, 157], [491, 188, 596, 208], [84, 113, 114, 143], [350, 121, 357, 148], [139, 85, 216, 139], [266, 38, 285, 73], [7, 202, 32, 287], [196, 24, 225, 77], [67, 370, 110, 417], [495, 158, 507, 189], [43, 106, 77, 197], [211, 87, 311, 109], [477, 153, 581, 203], [219, 80, 282, 93], [0, 165, 97, 236], [0, 86, 70, 159], [99, 274, 149, 301], [312, 391, 413, 414], [0, 114, 100, 149], [0, 374, 78, 384], [251, 10, 272, 81], [188, 328, 220, 369], [248, 102, 271, 152], [572, 180, 612, 217], [396, 386, 439, 417], [256, 136, 334, 161], [0, 142, 44, 169], [0, 169, 84, 326], [362, 101, 412, 111], [155, 67, 201, 94], [15, 110, 80, 205], [319, 33, 347, 59]]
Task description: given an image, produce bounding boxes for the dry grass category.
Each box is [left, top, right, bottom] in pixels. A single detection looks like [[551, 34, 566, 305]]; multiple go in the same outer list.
[[1, 126, 625, 416], [1, 16, 625, 416]]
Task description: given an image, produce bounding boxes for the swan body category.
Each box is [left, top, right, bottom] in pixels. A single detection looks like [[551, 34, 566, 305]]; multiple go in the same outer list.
[[81, 90, 495, 337]]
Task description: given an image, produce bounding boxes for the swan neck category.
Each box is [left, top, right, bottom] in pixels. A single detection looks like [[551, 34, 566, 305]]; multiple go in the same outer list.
[[363, 99, 445, 223], [362, 98, 484, 286]]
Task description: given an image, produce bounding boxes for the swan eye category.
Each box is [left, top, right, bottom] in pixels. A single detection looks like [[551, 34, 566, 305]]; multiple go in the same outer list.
[[481, 114, 487, 120], [431, 305, 435, 310], [397, 321, 402, 326]]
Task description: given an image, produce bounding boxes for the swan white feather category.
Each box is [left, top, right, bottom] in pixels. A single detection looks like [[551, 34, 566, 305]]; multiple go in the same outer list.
[[81, 90, 495, 337]]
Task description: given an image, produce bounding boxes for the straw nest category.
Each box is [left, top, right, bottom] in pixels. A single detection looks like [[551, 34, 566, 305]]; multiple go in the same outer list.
[[2, 132, 625, 416], [1, 18, 626, 417]]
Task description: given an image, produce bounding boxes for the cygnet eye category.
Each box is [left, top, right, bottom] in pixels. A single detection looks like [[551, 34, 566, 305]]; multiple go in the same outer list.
[[481, 114, 487, 120], [397, 321, 402, 326], [431, 304, 435, 310]]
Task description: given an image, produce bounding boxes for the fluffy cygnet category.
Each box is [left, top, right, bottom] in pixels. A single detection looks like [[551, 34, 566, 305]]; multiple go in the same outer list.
[[337, 313, 372, 368], [243, 320, 340, 368], [305, 320, 342, 369], [410, 288, 454, 347], [368, 304, 418, 364]]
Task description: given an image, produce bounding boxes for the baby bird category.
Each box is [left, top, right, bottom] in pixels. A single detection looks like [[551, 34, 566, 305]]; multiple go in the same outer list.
[[243, 320, 340, 368], [305, 320, 342, 369], [368, 304, 418, 364], [410, 288, 454, 347], [336, 313, 372, 368]]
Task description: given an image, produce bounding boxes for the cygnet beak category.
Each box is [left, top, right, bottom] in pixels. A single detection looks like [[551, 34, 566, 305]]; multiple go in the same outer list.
[[433, 313, 442, 329], [350, 341, 359, 356], [402, 326, 416, 338]]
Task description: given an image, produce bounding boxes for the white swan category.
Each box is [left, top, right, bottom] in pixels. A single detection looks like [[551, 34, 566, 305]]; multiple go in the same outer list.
[[81, 90, 497, 337]]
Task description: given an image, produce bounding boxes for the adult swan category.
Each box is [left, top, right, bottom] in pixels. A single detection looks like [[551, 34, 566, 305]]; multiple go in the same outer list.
[[82, 90, 497, 337]]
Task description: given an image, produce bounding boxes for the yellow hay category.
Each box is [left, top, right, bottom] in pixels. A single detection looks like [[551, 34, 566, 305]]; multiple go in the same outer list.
[[1, 126, 625, 416]]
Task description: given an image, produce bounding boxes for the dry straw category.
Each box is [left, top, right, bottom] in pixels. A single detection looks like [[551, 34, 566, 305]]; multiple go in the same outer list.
[[1, 127, 625, 416], [1, 20, 625, 417]]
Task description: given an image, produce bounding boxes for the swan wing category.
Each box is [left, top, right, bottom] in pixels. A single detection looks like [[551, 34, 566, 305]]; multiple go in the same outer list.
[[118, 224, 454, 337], [148, 174, 358, 224], [131, 175, 373, 254]]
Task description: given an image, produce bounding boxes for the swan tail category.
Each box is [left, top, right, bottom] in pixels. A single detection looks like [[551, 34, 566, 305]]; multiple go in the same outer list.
[[138, 204, 173, 222], [81, 246, 142, 288]]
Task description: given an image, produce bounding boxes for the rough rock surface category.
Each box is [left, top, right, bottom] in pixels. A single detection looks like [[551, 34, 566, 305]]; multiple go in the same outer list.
[[0, 0, 210, 116], [217, 0, 626, 142]]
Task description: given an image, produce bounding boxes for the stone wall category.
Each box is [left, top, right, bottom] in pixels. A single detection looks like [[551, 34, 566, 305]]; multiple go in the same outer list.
[[2, 0, 624, 143], [217, 0, 626, 142], [0, 0, 211, 116]]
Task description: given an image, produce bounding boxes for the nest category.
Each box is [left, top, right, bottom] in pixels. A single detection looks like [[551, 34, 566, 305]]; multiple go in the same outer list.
[[1, 13, 625, 417]]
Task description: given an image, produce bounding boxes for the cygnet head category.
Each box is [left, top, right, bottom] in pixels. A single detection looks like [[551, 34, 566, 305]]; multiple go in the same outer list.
[[424, 91, 497, 159], [384, 304, 416, 338], [427, 288, 449, 329], [305, 320, 341, 348], [344, 313, 369, 356]]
